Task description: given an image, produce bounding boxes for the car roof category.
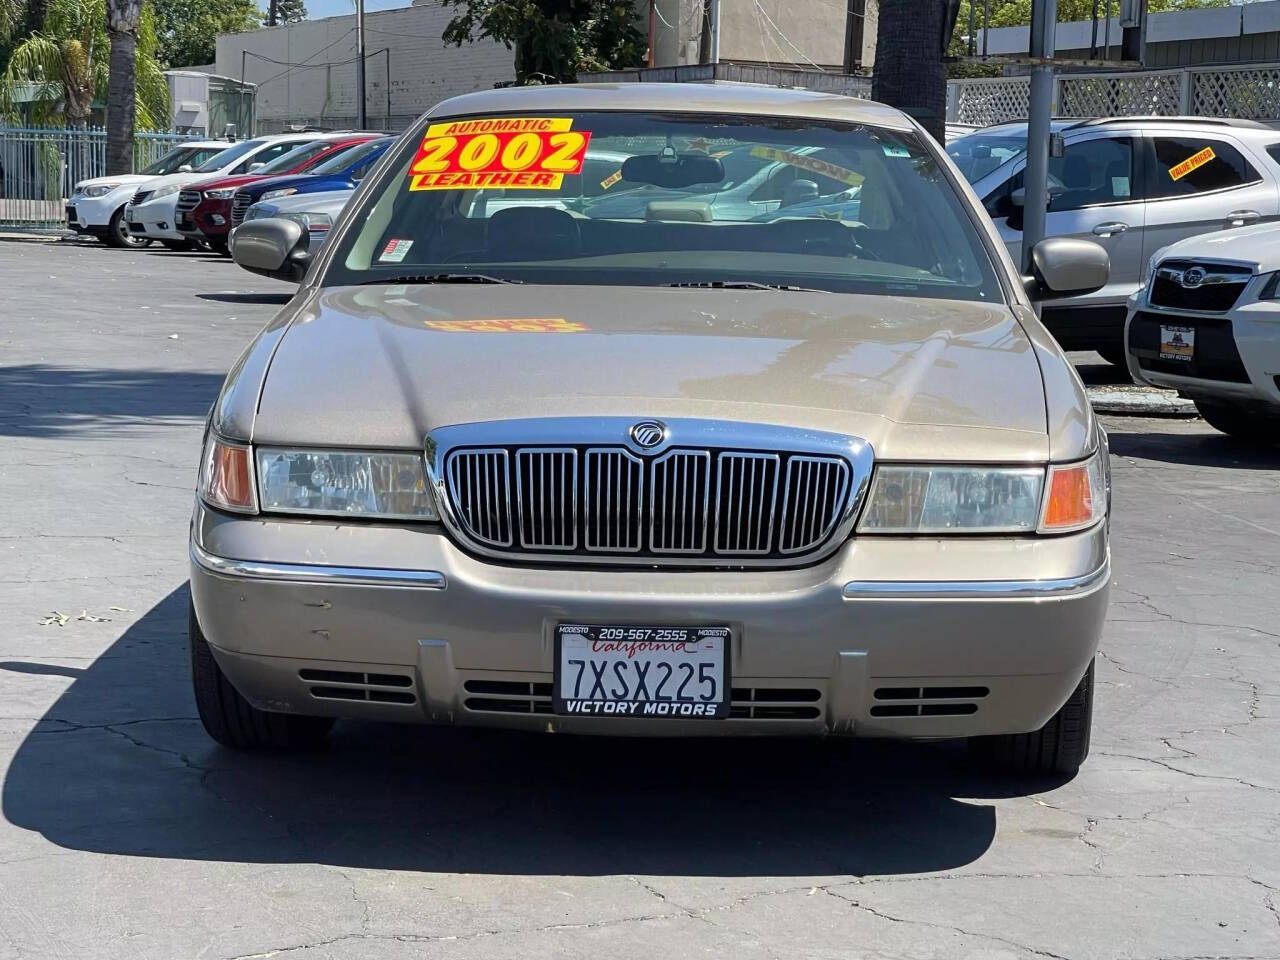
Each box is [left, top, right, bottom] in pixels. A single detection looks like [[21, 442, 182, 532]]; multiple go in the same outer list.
[[426, 82, 917, 131], [968, 116, 1277, 138]]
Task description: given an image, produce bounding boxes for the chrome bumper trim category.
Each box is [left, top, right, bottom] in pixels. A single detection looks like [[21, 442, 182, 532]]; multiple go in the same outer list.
[[190, 541, 447, 589], [843, 557, 1109, 600]]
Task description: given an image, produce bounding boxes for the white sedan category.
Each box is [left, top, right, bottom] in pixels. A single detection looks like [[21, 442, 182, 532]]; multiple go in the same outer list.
[[65, 140, 230, 247], [1125, 222, 1280, 443]]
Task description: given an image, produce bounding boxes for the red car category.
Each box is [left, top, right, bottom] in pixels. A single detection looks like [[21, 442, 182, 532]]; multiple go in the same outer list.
[[176, 134, 381, 252]]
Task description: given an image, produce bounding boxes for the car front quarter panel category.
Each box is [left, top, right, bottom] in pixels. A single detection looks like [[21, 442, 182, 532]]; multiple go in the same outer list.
[[212, 297, 313, 442], [1012, 303, 1098, 461]]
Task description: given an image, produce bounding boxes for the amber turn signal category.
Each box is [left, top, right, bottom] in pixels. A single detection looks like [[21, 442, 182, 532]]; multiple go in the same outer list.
[[201, 436, 257, 514], [1040, 455, 1106, 532]]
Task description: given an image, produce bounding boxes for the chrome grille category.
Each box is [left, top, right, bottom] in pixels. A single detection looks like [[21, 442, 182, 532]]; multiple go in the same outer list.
[[714, 452, 779, 555], [131, 188, 153, 206], [778, 456, 851, 554], [445, 449, 512, 547], [176, 189, 201, 214], [650, 451, 711, 553], [231, 191, 253, 226], [437, 422, 866, 567], [584, 448, 643, 552], [515, 448, 576, 550]]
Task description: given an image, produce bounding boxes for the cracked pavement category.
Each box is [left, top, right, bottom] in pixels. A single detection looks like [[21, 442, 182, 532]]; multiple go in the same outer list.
[[2, 240, 1279, 959]]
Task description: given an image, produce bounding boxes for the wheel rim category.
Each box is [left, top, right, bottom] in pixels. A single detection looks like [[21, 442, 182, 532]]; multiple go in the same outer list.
[[118, 216, 147, 247]]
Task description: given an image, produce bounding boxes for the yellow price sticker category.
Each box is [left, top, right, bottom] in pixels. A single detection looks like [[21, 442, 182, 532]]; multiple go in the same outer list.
[[1169, 146, 1215, 181]]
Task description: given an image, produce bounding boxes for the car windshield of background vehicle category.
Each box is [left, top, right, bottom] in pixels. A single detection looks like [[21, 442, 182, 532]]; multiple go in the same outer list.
[[141, 146, 224, 176], [311, 138, 384, 175], [327, 111, 1002, 301], [194, 139, 267, 173], [947, 133, 1026, 183], [258, 140, 332, 174]]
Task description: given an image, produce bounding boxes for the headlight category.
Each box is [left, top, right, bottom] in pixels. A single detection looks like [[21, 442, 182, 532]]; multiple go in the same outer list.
[[81, 183, 122, 197], [858, 465, 1045, 534], [261, 187, 297, 201], [203, 188, 236, 199], [283, 212, 332, 234], [199, 435, 258, 514], [244, 203, 274, 222], [256, 448, 438, 520], [152, 183, 182, 199]]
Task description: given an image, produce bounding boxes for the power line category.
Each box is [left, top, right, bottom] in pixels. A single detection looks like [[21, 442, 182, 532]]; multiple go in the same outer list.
[[752, 0, 828, 72]]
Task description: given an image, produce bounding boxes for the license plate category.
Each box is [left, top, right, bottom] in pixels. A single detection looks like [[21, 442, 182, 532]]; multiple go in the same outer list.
[[555, 624, 730, 719], [1160, 324, 1195, 361]]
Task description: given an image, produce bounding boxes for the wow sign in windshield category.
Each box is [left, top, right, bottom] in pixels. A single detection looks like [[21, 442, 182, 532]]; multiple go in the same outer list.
[[408, 117, 591, 191]]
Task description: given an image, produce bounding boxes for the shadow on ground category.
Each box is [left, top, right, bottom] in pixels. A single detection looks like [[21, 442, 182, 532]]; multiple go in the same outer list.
[[0, 364, 223, 437], [0, 586, 1047, 878], [1108, 429, 1280, 470], [196, 292, 293, 306]]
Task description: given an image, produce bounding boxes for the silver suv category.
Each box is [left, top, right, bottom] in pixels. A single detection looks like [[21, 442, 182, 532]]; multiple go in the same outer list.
[[951, 117, 1280, 364]]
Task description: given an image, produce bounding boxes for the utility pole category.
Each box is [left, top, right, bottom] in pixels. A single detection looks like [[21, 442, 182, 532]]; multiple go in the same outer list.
[[355, 0, 367, 129], [1022, 0, 1056, 272], [708, 0, 721, 64], [1119, 0, 1146, 64]]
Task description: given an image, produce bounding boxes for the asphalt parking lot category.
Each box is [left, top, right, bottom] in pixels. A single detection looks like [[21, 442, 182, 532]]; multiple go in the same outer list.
[[2, 238, 1278, 960]]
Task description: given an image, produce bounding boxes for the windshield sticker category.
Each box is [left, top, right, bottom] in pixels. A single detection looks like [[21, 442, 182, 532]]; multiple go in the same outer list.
[[881, 144, 911, 158], [378, 238, 413, 263], [1169, 146, 1215, 181], [408, 117, 591, 191], [600, 169, 623, 191], [424, 318, 587, 333], [748, 146, 864, 187]]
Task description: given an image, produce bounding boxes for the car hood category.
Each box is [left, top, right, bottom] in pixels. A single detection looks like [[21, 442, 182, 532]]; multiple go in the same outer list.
[[1155, 220, 1280, 271], [192, 173, 268, 191], [75, 173, 154, 190], [242, 173, 330, 196], [253, 189, 352, 219], [246, 285, 1051, 462]]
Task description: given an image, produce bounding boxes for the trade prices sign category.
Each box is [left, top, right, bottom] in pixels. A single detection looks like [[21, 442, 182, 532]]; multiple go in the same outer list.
[[408, 116, 591, 191]]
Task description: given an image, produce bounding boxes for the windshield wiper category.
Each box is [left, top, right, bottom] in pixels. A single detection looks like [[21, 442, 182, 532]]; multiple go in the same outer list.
[[664, 280, 824, 293], [359, 273, 521, 286]]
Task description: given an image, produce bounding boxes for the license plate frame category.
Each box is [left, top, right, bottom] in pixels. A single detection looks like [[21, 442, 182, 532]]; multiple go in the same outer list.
[[554, 624, 731, 719], [1160, 324, 1195, 362]]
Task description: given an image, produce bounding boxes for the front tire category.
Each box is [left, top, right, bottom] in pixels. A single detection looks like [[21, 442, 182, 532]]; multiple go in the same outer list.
[[1195, 399, 1280, 446], [190, 600, 333, 750], [1096, 344, 1127, 367], [969, 659, 1094, 776], [105, 206, 149, 248]]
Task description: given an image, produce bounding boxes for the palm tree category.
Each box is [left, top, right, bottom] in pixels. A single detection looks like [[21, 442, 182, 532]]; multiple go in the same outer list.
[[872, 0, 959, 143], [0, 0, 167, 136], [105, 0, 140, 173]]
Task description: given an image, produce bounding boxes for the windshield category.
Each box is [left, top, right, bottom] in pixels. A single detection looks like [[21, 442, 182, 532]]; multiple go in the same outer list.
[[311, 138, 384, 175], [141, 145, 225, 176], [194, 139, 267, 173], [947, 132, 1026, 183], [257, 140, 329, 174], [325, 111, 1001, 301]]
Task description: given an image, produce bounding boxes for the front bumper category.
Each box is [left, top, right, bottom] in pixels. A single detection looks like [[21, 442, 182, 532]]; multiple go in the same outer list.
[[125, 195, 183, 241], [190, 503, 1109, 739]]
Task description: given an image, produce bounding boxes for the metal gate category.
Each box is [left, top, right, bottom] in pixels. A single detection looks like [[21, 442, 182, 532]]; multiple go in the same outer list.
[[0, 127, 197, 232]]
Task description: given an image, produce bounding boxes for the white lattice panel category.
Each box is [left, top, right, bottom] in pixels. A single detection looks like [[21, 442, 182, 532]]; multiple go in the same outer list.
[[954, 78, 1030, 126], [1058, 73, 1182, 118], [1192, 66, 1280, 121]]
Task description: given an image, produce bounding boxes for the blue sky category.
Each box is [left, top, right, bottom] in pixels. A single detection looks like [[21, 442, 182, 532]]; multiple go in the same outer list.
[[260, 0, 413, 22]]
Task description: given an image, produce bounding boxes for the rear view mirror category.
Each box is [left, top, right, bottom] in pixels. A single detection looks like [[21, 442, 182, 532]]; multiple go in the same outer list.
[[622, 153, 724, 189], [229, 218, 310, 283], [249, 162, 265, 172], [177, 164, 193, 173], [1026, 237, 1109, 302]]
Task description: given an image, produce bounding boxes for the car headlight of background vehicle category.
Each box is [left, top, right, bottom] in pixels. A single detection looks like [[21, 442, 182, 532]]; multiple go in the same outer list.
[[81, 183, 122, 198], [203, 188, 236, 199], [857, 451, 1106, 534], [261, 187, 298, 201], [256, 447, 438, 520], [282, 211, 332, 235], [151, 183, 183, 200]]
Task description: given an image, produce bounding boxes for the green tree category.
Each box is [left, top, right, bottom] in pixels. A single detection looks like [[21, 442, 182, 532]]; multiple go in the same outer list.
[[441, 0, 644, 84], [0, 0, 167, 129], [152, 0, 260, 68], [265, 0, 305, 27]]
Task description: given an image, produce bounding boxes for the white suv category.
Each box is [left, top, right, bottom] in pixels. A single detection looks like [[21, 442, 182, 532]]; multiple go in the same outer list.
[[124, 133, 323, 248], [66, 141, 230, 248], [1125, 221, 1280, 443]]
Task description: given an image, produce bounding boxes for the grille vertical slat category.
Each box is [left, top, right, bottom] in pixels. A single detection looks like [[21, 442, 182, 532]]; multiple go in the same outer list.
[[444, 439, 853, 564], [231, 192, 253, 226], [583, 448, 643, 552], [778, 455, 850, 555]]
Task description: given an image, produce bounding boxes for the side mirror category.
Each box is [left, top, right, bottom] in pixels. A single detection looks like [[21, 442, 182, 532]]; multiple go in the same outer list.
[[229, 218, 310, 283], [177, 164, 193, 173], [1025, 237, 1109, 302], [249, 162, 265, 172]]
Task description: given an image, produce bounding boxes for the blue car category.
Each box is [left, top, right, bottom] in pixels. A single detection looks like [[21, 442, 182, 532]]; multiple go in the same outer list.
[[229, 137, 391, 228]]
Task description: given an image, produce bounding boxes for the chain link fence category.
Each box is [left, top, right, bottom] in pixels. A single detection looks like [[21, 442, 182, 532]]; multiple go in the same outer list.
[[949, 62, 1280, 127], [0, 127, 197, 232]]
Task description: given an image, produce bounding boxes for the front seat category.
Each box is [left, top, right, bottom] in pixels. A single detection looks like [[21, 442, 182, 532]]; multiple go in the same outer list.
[[486, 207, 582, 261]]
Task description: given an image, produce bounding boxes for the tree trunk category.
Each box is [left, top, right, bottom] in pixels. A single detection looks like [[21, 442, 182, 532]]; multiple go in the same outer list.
[[106, 0, 142, 175], [871, 0, 949, 143]]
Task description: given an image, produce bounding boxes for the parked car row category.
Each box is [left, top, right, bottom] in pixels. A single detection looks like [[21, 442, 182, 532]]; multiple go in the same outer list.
[[66, 130, 390, 253]]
